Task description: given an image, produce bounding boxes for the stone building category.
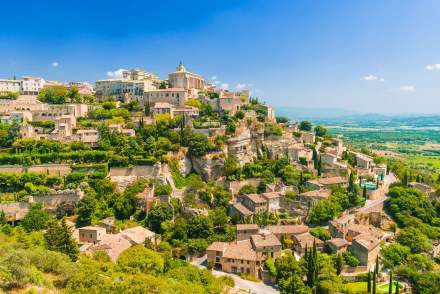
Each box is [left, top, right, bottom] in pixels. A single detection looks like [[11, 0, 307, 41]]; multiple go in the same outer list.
[[168, 62, 205, 90]]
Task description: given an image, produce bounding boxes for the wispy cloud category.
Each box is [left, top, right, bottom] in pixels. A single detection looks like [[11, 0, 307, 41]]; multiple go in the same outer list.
[[220, 83, 229, 90], [426, 64, 440, 71], [399, 85, 416, 92], [236, 83, 253, 90], [211, 76, 217, 80], [107, 69, 126, 78], [51, 62, 59, 68], [360, 74, 384, 82], [214, 80, 220, 85]]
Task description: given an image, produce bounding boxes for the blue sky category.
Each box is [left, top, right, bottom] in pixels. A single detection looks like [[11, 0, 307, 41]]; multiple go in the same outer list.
[[1, 0, 440, 113]]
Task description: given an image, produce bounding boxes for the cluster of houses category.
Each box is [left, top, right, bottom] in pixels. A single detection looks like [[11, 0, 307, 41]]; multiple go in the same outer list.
[[74, 220, 156, 261]]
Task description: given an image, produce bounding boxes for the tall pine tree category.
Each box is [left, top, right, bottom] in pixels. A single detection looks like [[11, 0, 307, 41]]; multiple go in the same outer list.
[[388, 270, 393, 294], [45, 219, 79, 261], [367, 270, 372, 293]]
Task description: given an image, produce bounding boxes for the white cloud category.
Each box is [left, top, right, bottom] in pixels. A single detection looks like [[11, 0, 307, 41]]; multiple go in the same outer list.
[[211, 76, 217, 80], [107, 69, 126, 78], [236, 83, 247, 90], [399, 85, 416, 92], [426, 64, 440, 71], [51, 62, 59, 68], [220, 83, 229, 90], [235, 83, 254, 90], [360, 74, 384, 82]]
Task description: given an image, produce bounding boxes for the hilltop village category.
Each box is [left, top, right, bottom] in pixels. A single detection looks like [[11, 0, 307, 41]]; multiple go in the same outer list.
[[0, 64, 439, 293]]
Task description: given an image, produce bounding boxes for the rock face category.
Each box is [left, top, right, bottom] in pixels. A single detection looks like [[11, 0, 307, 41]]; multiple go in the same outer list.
[[226, 123, 264, 165], [0, 188, 84, 221], [191, 155, 224, 181]]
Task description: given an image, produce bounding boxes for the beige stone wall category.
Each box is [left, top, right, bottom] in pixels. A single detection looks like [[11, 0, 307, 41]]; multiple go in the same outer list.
[[0, 164, 71, 176], [220, 257, 258, 277]]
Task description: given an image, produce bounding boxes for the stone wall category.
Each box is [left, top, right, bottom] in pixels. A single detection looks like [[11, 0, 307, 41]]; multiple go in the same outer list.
[[0, 188, 84, 221], [0, 164, 71, 176]]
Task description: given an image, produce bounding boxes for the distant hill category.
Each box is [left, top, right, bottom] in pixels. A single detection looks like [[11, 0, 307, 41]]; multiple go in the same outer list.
[[274, 106, 440, 128]]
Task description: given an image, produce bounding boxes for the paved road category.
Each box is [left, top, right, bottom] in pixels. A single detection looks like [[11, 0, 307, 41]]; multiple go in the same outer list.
[[191, 255, 279, 294]]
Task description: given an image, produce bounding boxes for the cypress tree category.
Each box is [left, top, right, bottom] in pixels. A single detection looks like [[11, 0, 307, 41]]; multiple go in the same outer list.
[[395, 280, 399, 294], [367, 270, 372, 293], [312, 148, 318, 169], [363, 185, 368, 199], [348, 171, 355, 193], [313, 240, 318, 282], [317, 158, 322, 176], [335, 253, 343, 275], [372, 271, 377, 294], [402, 172, 409, 187], [388, 271, 393, 294], [375, 256, 379, 274]]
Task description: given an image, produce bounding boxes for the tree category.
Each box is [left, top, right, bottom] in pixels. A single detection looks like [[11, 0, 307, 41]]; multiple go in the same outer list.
[[381, 243, 411, 268], [75, 194, 97, 227], [314, 125, 327, 137], [363, 185, 368, 199], [21, 203, 50, 232], [187, 132, 209, 157], [187, 215, 214, 239], [0, 210, 6, 225], [275, 116, 289, 124], [223, 156, 242, 180], [67, 86, 81, 102], [309, 226, 331, 241], [44, 219, 79, 261], [146, 203, 173, 233], [396, 227, 432, 253], [275, 253, 309, 294], [238, 184, 257, 195], [116, 245, 164, 275], [317, 158, 322, 176], [299, 121, 312, 131], [37, 86, 67, 104], [395, 280, 399, 294], [305, 242, 319, 287], [312, 148, 319, 169], [335, 253, 344, 275], [367, 271, 372, 293], [389, 271, 393, 294]]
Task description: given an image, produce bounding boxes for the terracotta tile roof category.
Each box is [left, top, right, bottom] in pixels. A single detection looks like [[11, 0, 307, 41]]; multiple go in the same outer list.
[[244, 193, 267, 204], [307, 177, 348, 186], [348, 224, 383, 239], [261, 192, 281, 200], [120, 226, 155, 244], [300, 189, 331, 199], [294, 232, 324, 249], [251, 233, 281, 248], [352, 233, 380, 251], [236, 224, 259, 231], [267, 225, 309, 235], [88, 234, 132, 262], [207, 241, 227, 252], [326, 238, 350, 248], [232, 203, 253, 216], [222, 240, 258, 261]]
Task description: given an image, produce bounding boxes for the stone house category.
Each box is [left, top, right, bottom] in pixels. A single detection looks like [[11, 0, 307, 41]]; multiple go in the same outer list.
[[79, 226, 107, 244], [324, 238, 350, 254], [349, 232, 381, 267], [297, 189, 331, 204], [206, 231, 281, 279], [293, 232, 324, 255], [266, 224, 309, 245], [305, 176, 348, 190], [236, 224, 259, 241]]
